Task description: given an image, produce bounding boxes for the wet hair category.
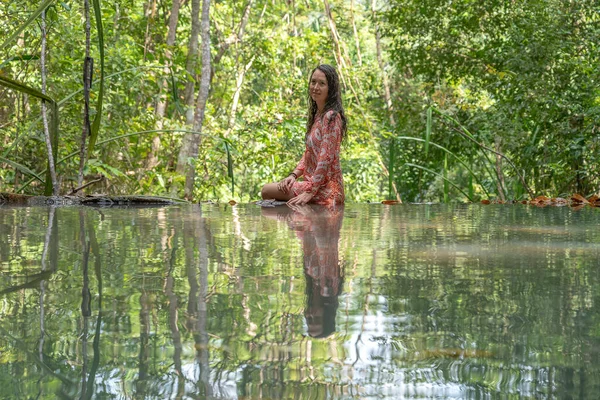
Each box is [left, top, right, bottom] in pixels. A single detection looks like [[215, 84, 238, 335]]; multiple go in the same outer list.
[[306, 64, 347, 142], [304, 273, 341, 338]]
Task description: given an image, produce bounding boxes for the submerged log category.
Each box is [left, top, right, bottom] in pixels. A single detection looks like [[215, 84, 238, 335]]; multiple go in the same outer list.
[[1, 193, 185, 206]]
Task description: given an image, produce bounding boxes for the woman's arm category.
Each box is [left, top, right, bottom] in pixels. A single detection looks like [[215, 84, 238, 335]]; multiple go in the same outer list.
[[304, 111, 342, 196], [293, 153, 306, 178]]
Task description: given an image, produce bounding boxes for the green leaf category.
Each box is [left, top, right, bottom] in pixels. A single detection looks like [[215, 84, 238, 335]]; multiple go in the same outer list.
[[0, 156, 45, 183], [0, 55, 40, 69], [0, 74, 55, 104]]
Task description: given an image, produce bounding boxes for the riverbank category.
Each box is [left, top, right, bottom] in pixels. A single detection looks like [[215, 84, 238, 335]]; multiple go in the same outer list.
[[0, 192, 186, 206]]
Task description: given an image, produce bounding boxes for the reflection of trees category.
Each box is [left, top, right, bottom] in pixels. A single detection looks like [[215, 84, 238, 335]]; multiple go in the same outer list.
[[185, 206, 213, 398], [164, 227, 184, 397], [79, 210, 103, 400], [2, 204, 600, 398]]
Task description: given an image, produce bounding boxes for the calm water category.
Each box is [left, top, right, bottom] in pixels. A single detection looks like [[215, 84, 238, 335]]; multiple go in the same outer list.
[[1, 203, 599, 399]]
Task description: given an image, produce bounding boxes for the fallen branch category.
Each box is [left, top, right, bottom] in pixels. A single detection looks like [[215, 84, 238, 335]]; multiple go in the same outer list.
[[68, 174, 105, 195]]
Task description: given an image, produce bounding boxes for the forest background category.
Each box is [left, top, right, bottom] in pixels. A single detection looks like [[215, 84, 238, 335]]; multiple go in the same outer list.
[[1, 0, 599, 203]]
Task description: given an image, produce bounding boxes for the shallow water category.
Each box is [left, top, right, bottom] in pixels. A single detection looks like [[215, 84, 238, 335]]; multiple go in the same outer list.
[[1, 203, 599, 399]]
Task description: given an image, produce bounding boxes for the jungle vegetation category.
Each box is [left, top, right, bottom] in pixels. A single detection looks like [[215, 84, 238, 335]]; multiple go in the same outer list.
[[1, 0, 599, 202]]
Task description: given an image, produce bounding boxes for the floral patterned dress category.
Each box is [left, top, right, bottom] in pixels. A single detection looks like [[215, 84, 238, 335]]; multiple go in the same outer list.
[[292, 110, 345, 205]]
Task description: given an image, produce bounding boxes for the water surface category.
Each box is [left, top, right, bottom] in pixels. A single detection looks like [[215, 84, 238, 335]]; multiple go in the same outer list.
[[1, 203, 599, 399]]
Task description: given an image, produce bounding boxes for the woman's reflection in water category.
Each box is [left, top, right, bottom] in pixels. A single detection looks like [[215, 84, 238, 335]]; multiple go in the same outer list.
[[263, 204, 344, 338]]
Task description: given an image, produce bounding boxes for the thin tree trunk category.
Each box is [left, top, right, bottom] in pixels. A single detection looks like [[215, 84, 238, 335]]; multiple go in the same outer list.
[[143, 0, 158, 61], [225, 55, 254, 138], [213, 0, 254, 68], [371, 0, 394, 127], [291, 0, 297, 69], [41, 9, 59, 196], [350, 0, 362, 66], [183, 0, 201, 127], [183, 0, 212, 200], [78, 0, 92, 187], [175, 0, 202, 181], [323, 0, 348, 71], [371, 0, 401, 201], [145, 0, 182, 171], [495, 135, 507, 201]]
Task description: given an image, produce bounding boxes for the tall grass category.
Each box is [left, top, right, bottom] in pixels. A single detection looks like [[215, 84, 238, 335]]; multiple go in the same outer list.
[[432, 107, 533, 198], [403, 163, 473, 202], [388, 106, 533, 202], [394, 136, 492, 198]]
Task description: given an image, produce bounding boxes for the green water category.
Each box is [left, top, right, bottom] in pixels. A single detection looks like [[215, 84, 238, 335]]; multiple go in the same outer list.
[[1, 203, 599, 399]]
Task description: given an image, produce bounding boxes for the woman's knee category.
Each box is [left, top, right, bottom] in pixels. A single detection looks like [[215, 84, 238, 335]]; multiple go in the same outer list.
[[261, 183, 273, 199]]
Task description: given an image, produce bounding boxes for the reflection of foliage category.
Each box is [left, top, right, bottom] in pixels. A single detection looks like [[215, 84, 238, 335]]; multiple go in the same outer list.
[[1, 204, 600, 398]]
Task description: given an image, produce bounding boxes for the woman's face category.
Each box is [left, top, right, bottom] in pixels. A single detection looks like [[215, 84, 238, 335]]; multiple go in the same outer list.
[[310, 69, 329, 109]]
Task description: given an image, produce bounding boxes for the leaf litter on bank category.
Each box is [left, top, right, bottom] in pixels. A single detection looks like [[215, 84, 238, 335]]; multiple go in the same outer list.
[[480, 193, 600, 209], [380, 193, 600, 209]]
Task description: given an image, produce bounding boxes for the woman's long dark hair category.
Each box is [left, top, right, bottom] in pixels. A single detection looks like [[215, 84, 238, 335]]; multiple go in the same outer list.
[[306, 64, 347, 142]]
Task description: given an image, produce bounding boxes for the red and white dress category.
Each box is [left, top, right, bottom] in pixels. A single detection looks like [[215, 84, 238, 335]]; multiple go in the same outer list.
[[292, 110, 345, 205]]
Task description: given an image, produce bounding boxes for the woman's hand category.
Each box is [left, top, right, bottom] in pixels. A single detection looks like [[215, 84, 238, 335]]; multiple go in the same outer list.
[[277, 175, 296, 194], [287, 191, 314, 206]]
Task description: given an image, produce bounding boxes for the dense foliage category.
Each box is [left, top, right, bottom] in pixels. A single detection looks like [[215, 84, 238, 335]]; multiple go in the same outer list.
[[1, 0, 599, 202]]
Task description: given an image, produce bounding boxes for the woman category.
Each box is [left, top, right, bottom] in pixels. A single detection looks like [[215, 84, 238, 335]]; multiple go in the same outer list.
[[261, 64, 347, 206]]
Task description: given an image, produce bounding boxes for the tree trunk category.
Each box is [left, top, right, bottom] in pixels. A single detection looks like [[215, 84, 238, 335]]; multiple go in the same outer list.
[[183, 0, 212, 200], [350, 0, 362, 66], [371, 0, 395, 127], [175, 0, 202, 183], [145, 0, 182, 171], [213, 0, 254, 68], [78, 0, 92, 187], [225, 56, 254, 138], [495, 135, 507, 201], [40, 9, 59, 196], [183, 0, 201, 127], [143, 0, 158, 61], [371, 0, 401, 201]]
